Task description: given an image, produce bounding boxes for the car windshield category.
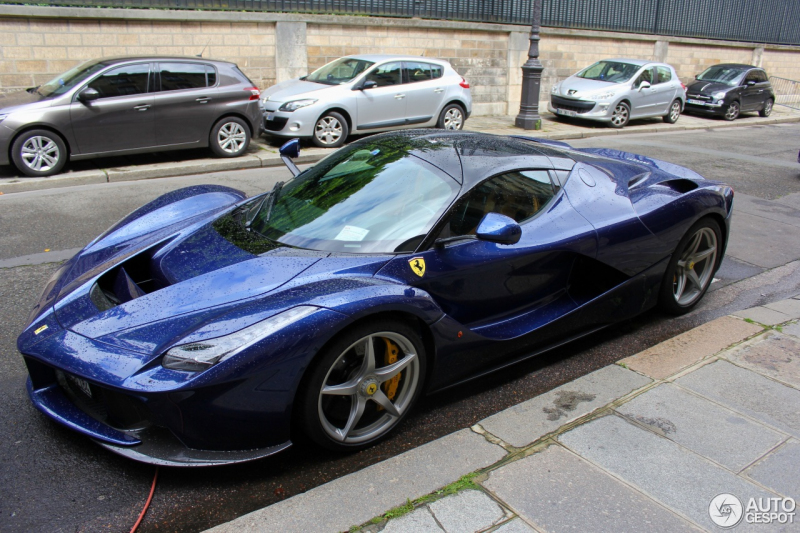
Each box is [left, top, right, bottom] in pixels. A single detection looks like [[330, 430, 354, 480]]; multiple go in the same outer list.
[[306, 57, 375, 85], [696, 66, 747, 86], [577, 61, 640, 83], [37, 59, 108, 97], [249, 139, 459, 253]]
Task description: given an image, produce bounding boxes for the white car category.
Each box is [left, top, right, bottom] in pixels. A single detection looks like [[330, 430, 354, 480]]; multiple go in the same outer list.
[[260, 54, 472, 147], [549, 59, 686, 128]]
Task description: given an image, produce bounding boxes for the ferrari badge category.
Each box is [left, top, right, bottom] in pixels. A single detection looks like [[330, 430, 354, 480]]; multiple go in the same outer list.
[[409, 257, 426, 277]]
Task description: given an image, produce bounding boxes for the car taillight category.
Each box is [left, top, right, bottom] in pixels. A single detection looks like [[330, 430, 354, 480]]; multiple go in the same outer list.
[[245, 87, 260, 101], [681, 82, 687, 91], [459, 77, 470, 89]]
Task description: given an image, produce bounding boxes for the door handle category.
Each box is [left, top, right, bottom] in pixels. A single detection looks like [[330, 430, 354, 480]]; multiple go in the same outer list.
[[133, 104, 150, 111], [394, 94, 406, 99], [434, 88, 444, 93], [196, 97, 211, 103]]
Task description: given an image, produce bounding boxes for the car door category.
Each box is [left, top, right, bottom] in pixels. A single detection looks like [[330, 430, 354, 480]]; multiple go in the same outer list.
[[753, 69, 771, 108], [651, 66, 678, 114], [153, 62, 220, 145], [401, 61, 447, 125], [403, 170, 596, 331], [629, 66, 661, 117], [355, 61, 408, 130], [740, 70, 763, 111], [69, 62, 155, 154]]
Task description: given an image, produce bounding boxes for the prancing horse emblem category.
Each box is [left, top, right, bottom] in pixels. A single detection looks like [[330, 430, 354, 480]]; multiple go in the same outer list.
[[409, 257, 426, 277]]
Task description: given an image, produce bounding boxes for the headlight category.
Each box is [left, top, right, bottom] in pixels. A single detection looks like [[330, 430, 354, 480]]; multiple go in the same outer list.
[[551, 85, 559, 95], [279, 99, 317, 112], [595, 91, 617, 100], [712, 91, 727, 100], [162, 306, 318, 372]]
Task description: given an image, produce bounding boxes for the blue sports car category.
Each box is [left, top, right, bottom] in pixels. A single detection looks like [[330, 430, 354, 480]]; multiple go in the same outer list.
[[18, 131, 733, 466]]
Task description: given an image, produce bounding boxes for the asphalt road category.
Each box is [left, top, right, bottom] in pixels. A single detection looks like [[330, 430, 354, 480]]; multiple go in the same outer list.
[[1, 124, 800, 533]]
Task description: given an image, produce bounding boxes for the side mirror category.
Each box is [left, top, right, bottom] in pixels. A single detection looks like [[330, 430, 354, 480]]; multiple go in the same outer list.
[[638, 81, 651, 90], [359, 80, 378, 91], [475, 213, 521, 245], [78, 87, 100, 102], [746, 79, 756, 86], [695, 74, 700, 80], [279, 138, 301, 177]]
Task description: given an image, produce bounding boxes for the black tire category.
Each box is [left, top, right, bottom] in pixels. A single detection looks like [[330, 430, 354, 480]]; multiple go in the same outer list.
[[723, 101, 740, 121], [296, 319, 426, 452], [759, 98, 774, 117], [658, 217, 722, 316], [437, 103, 465, 130], [209, 117, 250, 157], [11, 129, 68, 177], [663, 99, 682, 124], [609, 102, 630, 128], [312, 111, 349, 148]]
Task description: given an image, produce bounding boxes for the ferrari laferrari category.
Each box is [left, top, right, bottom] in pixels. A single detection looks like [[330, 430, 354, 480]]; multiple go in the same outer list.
[[18, 130, 733, 465]]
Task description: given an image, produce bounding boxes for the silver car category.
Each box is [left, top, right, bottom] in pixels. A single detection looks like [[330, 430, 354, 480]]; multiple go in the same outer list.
[[549, 59, 686, 128], [261, 54, 472, 147], [0, 56, 263, 177]]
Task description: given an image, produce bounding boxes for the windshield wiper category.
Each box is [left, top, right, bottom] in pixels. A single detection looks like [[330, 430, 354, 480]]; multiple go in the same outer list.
[[245, 181, 283, 231]]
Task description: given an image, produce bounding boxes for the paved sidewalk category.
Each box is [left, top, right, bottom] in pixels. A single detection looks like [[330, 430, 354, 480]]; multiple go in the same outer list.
[[208, 296, 800, 533], [2, 106, 799, 195]]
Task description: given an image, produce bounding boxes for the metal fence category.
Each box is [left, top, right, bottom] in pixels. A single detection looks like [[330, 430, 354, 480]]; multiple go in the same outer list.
[[7, 0, 800, 45], [769, 77, 800, 110]]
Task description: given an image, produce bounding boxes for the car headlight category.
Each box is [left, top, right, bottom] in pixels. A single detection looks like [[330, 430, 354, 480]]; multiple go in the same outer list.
[[551, 85, 559, 95], [162, 306, 318, 372], [279, 99, 318, 112], [595, 91, 617, 101], [712, 91, 727, 100]]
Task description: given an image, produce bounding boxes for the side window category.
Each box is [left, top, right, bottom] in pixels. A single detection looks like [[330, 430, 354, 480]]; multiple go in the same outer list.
[[656, 66, 672, 84], [756, 70, 769, 83], [431, 65, 443, 79], [364, 62, 403, 87], [404, 62, 433, 83], [744, 71, 759, 85], [160, 62, 211, 91], [635, 67, 654, 86], [445, 170, 557, 238], [206, 65, 217, 86], [88, 64, 149, 98]]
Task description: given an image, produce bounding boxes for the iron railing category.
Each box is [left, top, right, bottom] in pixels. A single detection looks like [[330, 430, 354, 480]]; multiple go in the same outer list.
[[769, 76, 800, 110], [5, 0, 800, 45]]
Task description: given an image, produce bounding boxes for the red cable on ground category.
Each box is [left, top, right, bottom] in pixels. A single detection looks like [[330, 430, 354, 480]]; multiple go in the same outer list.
[[130, 466, 159, 533]]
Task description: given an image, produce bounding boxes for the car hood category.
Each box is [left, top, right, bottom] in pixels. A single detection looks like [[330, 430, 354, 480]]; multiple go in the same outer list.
[[556, 77, 619, 98], [687, 80, 734, 95], [261, 79, 335, 103], [0, 89, 50, 114]]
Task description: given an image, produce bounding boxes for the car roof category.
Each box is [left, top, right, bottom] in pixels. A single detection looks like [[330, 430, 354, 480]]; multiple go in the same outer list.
[[344, 54, 447, 64], [603, 58, 651, 66], [92, 56, 236, 67], [708, 63, 758, 69]]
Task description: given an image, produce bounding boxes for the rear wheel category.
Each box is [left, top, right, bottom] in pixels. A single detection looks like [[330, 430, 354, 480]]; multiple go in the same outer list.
[[724, 101, 740, 121], [297, 319, 426, 451], [663, 99, 682, 123], [11, 129, 68, 177], [210, 117, 250, 157], [759, 98, 774, 117], [437, 104, 465, 130], [609, 102, 630, 128], [658, 218, 721, 315]]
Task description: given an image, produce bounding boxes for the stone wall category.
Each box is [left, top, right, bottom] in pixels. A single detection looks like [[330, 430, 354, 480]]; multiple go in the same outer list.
[[1, 5, 799, 117]]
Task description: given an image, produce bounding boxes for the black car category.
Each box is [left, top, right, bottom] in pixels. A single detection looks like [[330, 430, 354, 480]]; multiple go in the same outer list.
[[684, 64, 774, 121]]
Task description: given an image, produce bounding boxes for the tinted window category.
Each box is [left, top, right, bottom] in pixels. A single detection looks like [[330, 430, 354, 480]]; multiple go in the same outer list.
[[206, 65, 217, 86], [431, 65, 443, 79], [635, 67, 654, 87], [365, 62, 403, 87], [405, 62, 433, 83], [160, 63, 211, 91], [755, 70, 768, 83], [656, 66, 672, 84], [88, 64, 149, 98], [445, 170, 557, 237]]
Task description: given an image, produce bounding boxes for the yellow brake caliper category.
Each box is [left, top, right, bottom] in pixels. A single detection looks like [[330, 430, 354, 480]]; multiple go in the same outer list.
[[377, 337, 401, 410]]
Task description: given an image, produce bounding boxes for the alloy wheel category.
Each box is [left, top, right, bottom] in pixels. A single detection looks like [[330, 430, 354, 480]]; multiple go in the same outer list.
[[763, 100, 773, 116], [20, 135, 60, 172], [217, 122, 247, 154], [443, 108, 463, 130], [725, 102, 740, 121], [315, 116, 343, 145], [673, 227, 718, 307], [670, 102, 681, 122], [611, 104, 629, 127], [317, 332, 420, 444]]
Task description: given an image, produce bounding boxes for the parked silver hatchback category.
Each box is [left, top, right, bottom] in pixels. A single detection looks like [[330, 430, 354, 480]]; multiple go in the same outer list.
[[549, 59, 686, 128], [0, 56, 263, 177], [261, 54, 472, 147]]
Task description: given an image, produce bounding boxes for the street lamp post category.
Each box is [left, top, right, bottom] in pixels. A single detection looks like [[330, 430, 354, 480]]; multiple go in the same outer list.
[[515, 0, 544, 130]]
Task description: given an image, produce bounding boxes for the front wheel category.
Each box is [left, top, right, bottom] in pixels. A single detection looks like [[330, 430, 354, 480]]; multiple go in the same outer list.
[[609, 102, 630, 128], [210, 117, 250, 157], [663, 99, 682, 123], [297, 320, 426, 451], [11, 129, 68, 177], [658, 218, 722, 315], [724, 101, 740, 121], [437, 104, 465, 130], [312, 111, 348, 148], [759, 98, 774, 117]]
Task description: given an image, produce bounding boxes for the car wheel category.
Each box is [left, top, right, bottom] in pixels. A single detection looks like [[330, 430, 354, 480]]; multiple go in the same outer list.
[[11, 129, 67, 177], [663, 99, 682, 124], [658, 218, 721, 315], [312, 112, 348, 148], [210, 117, 250, 157], [437, 104, 465, 130], [724, 101, 740, 121], [759, 98, 774, 117], [297, 319, 426, 451], [609, 102, 630, 128]]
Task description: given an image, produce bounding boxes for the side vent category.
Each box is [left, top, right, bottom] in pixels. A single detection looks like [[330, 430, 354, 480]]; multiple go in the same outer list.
[[627, 172, 650, 190], [89, 249, 167, 312], [656, 179, 698, 194]]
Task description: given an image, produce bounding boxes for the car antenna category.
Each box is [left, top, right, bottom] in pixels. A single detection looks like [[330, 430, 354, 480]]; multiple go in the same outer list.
[[196, 40, 211, 58]]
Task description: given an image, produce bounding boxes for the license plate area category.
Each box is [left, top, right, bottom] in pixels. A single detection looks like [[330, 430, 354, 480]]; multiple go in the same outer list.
[[556, 108, 577, 117], [66, 374, 93, 398], [687, 99, 705, 105]]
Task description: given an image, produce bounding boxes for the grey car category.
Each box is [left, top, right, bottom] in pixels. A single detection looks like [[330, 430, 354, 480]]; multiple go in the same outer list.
[[549, 59, 686, 128], [261, 54, 473, 147], [0, 56, 263, 177]]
